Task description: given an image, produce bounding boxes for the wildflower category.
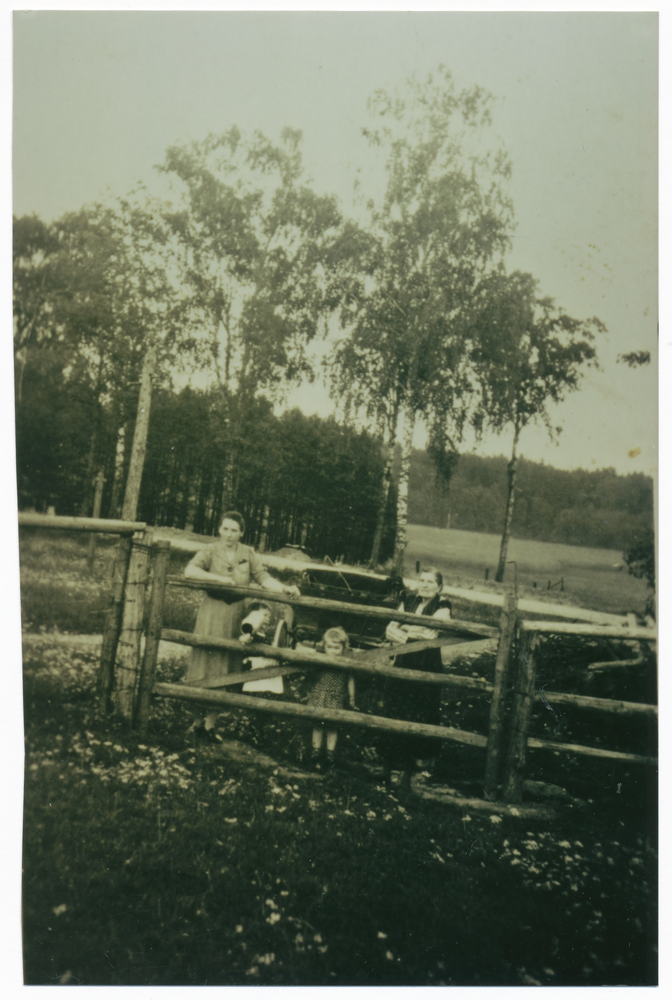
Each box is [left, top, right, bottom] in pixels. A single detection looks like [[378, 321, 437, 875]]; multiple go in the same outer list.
[[386, 951, 394, 961], [265, 899, 278, 910], [266, 913, 281, 925], [236, 925, 243, 933], [377, 932, 387, 940], [313, 933, 322, 943], [489, 815, 502, 824], [52, 904, 67, 916], [558, 840, 571, 849]]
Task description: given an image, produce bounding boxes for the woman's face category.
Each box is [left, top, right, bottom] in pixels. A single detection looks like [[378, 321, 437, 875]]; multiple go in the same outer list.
[[219, 518, 243, 546], [417, 572, 441, 600], [324, 636, 345, 657]]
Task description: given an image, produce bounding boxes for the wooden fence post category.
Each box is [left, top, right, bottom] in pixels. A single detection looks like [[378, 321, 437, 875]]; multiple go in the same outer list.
[[113, 529, 153, 720], [97, 535, 133, 715], [135, 540, 171, 734], [484, 591, 518, 799], [502, 627, 541, 804]]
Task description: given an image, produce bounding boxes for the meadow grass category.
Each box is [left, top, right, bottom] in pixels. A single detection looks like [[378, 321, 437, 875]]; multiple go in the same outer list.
[[19, 528, 658, 985], [405, 525, 652, 616], [22, 641, 657, 986]]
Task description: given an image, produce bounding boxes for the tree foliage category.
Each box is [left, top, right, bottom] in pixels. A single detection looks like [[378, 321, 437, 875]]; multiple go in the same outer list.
[[328, 67, 514, 571], [159, 127, 346, 397], [407, 450, 653, 552], [468, 269, 603, 579]]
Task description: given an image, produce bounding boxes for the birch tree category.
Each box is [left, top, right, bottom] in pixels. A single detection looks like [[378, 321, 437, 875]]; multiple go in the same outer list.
[[158, 127, 347, 511], [328, 67, 514, 572], [469, 270, 602, 582]]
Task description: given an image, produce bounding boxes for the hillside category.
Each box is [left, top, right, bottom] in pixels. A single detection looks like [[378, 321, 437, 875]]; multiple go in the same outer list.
[[407, 451, 653, 552]]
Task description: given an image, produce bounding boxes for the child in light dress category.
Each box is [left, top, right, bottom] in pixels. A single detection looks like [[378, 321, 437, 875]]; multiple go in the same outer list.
[[240, 601, 285, 695]]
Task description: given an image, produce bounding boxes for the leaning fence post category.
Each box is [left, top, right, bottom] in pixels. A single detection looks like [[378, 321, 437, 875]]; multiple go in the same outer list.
[[113, 529, 153, 720], [97, 534, 133, 715], [135, 540, 171, 734], [502, 627, 541, 804], [483, 591, 518, 799]]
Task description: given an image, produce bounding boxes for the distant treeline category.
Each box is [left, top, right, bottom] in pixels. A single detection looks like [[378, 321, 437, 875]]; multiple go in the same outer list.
[[16, 349, 651, 559], [16, 359, 396, 564], [408, 449, 653, 552]]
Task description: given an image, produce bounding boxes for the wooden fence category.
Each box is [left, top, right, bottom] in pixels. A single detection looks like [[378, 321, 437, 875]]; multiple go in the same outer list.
[[19, 514, 658, 806]]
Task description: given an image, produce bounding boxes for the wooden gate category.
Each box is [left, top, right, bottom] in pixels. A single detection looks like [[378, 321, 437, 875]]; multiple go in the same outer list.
[[19, 515, 658, 806]]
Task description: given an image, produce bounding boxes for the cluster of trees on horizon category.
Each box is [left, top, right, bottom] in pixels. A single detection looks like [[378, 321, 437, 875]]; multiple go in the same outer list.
[[408, 450, 652, 554], [15, 67, 649, 578], [16, 356, 651, 562]]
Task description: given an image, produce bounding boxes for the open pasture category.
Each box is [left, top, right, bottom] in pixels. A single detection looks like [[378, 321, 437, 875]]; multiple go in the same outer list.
[[405, 525, 651, 616]]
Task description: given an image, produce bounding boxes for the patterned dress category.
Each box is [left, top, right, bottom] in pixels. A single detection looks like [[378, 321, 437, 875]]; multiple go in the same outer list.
[[309, 664, 349, 711], [184, 541, 271, 688]]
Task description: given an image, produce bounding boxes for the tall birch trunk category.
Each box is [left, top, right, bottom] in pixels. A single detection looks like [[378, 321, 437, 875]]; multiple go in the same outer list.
[[392, 401, 416, 576], [369, 438, 395, 569], [109, 423, 127, 518], [121, 346, 157, 523], [494, 424, 521, 583]]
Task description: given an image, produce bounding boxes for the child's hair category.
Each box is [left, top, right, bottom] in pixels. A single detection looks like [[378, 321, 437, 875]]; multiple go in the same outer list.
[[240, 601, 273, 636], [248, 601, 272, 614], [317, 626, 350, 653]]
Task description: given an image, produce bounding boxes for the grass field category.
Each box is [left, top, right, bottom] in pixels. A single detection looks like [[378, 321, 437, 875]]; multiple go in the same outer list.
[[18, 528, 658, 985], [405, 526, 651, 617]]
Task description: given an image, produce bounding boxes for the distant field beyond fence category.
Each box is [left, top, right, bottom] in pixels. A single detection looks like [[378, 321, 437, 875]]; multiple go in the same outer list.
[[405, 526, 650, 617]]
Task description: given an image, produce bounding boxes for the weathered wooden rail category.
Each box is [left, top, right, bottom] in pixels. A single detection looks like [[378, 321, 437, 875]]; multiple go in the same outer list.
[[168, 577, 498, 639]]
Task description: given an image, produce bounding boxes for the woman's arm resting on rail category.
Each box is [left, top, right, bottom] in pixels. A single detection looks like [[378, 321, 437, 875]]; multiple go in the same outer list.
[[262, 575, 301, 599], [184, 563, 234, 585]]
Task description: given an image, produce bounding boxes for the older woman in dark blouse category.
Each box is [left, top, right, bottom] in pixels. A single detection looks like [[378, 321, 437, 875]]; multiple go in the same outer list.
[[184, 510, 299, 743], [379, 567, 452, 790]]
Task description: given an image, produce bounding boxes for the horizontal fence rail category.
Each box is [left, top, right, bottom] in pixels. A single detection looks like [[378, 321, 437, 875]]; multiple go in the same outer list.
[[525, 735, 655, 766], [521, 620, 656, 641], [535, 689, 657, 718], [153, 682, 489, 748], [159, 628, 494, 692], [19, 513, 147, 535], [168, 578, 498, 639]]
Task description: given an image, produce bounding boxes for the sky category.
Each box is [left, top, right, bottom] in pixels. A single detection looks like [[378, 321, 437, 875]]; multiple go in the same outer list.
[[11, 9, 658, 481]]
